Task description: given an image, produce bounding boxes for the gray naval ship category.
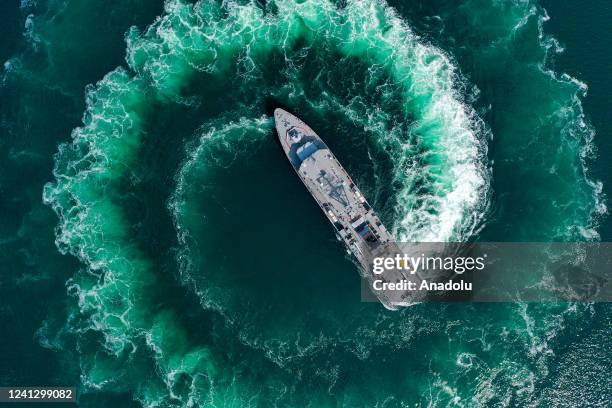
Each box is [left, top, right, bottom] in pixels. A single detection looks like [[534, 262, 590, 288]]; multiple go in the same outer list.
[[274, 108, 423, 309]]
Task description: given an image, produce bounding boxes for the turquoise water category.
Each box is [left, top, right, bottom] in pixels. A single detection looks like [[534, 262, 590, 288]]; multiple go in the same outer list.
[[1, 0, 610, 406]]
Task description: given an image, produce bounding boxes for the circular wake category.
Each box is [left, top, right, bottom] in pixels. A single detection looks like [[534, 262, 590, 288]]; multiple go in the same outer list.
[[39, 0, 602, 406]]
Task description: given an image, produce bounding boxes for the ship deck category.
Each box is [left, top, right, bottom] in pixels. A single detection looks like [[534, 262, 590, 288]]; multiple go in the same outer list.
[[274, 108, 423, 308]]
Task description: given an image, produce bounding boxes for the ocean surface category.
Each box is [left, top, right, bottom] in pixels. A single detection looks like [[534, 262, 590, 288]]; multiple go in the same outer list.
[[0, 0, 610, 406]]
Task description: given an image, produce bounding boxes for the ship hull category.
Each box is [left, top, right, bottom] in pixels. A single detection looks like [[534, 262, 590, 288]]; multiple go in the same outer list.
[[274, 109, 421, 308]]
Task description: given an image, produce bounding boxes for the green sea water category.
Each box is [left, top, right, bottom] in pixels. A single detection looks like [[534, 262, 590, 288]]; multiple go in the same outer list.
[[1, 0, 611, 406]]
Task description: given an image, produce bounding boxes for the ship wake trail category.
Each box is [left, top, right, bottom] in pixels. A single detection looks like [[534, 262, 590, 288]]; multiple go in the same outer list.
[[42, 0, 493, 405]]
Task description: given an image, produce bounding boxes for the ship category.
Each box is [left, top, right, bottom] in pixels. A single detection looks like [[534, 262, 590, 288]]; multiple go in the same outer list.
[[274, 108, 422, 309]]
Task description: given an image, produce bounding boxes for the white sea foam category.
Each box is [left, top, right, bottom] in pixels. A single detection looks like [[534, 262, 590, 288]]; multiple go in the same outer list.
[[39, 0, 605, 405]]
